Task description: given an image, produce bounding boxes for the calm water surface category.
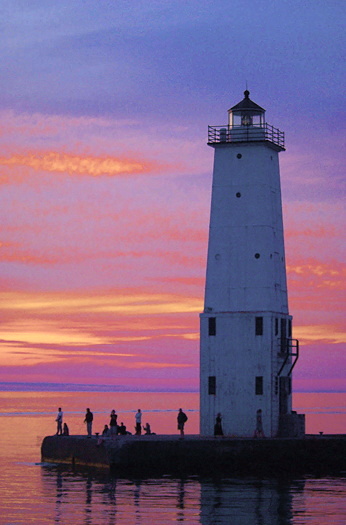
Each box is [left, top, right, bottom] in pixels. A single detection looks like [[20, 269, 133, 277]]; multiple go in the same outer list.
[[0, 390, 345, 524]]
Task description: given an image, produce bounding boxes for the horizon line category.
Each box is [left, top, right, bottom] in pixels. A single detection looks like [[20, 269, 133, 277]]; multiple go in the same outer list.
[[0, 381, 344, 394]]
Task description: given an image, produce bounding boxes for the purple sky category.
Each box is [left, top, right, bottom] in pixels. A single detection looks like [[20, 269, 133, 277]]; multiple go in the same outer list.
[[0, 1, 345, 391]]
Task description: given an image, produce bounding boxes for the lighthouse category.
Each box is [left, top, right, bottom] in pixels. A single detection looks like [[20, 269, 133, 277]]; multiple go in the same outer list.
[[200, 91, 304, 437]]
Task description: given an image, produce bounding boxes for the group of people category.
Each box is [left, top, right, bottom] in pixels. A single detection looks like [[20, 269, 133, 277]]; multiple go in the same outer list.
[[104, 408, 154, 437], [56, 407, 263, 438], [55, 407, 189, 438], [99, 409, 156, 437], [56, 407, 91, 437]]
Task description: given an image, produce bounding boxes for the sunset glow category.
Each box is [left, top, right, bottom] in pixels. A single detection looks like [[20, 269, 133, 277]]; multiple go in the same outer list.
[[1, 1, 345, 392]]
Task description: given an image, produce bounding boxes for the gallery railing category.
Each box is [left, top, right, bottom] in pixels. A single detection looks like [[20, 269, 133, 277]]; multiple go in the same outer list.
[[208, 123, 285, 150]]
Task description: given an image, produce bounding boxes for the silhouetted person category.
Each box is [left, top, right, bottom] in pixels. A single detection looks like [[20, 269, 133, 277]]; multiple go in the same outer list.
[[143, 423, 151, 435], [84, 408, 93, 437], [177, 408, 188, 437], [135, 409, 142, 435], [56, 408, 63, 435], [254, 409, 265, 438], [109, 409, 118, 437], [102, 424, 110, 437], [214, 412, 223, 436], [118, 422, 127, 435], [62, 422, 69, 436]]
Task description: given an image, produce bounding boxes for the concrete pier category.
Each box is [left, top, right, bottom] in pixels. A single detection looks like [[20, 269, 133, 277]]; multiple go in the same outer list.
[[41, 434, 346, 476]]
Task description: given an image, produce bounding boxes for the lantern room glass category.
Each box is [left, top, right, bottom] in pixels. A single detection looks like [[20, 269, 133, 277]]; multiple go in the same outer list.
[[228, 110, 265, 128]]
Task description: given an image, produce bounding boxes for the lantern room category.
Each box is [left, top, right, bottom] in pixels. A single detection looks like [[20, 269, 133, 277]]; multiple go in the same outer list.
[[228, 90, 265, 127]]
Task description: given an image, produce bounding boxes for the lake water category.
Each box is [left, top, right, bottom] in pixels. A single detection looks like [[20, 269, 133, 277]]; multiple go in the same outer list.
[[0, 390, 345, 524]]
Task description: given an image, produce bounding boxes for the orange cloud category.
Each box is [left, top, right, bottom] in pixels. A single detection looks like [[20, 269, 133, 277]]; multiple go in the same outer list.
[[0, 151, 160, 177], [0, 339, 137, 367], [1, 289, 201, 315], [287, 260, 345, 290], [293, 324, 346, 345], [0, 289, 202, 369]]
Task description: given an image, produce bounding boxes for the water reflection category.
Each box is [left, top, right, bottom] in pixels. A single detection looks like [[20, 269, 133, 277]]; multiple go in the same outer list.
[[1, 391, 345, 524], [55, 471, 63, 523], [41, 466, 312, 524], [199, 478, 305, 525]]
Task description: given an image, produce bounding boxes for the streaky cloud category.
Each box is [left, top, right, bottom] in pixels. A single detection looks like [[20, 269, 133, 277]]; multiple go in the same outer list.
[[0, 151, 161, 177]]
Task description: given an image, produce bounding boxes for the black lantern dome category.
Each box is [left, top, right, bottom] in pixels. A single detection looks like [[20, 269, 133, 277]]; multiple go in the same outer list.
[[228, 90, 265, 127]]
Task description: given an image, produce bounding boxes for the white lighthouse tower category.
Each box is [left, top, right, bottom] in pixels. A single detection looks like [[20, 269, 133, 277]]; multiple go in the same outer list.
[[200, 90, 304, 437]]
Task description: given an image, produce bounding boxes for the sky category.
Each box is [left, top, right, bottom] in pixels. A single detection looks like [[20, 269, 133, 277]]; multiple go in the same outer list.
[[0, 0, 345, 392]]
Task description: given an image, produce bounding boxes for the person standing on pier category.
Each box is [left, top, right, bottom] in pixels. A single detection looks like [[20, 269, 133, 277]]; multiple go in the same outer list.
[[177, 408, 188, 437], [56, 407, 63, 435], [253, 409, 265, 438], [135, 409, 142, 435], [84, 408, 93, 437], [214, 413, 224, 436], [109, 409, 118, 437]]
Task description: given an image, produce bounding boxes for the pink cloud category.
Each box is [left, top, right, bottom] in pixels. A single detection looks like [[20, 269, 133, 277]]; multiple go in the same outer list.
[[0, 110, 135, 139], [287, 259, 345, 291], [0, 110, 209, 179]]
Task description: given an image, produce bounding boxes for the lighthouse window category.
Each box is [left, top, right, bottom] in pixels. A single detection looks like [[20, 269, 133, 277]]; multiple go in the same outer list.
[[236, 192, 241, 198], [237, 153, 242, 159], [255, 317, 263, 335], [255, 376, 263, 395], [275, 318, 279, 335], [208, 317, 216, 336], [208, 376, 216, 395], [280, 318, 287, 353], [255, 253, 260, 259]]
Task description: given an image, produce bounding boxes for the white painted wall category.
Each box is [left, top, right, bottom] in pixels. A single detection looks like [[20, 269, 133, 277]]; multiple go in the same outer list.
[[200, 312, 292, 436], [204, 142, 288, 314], [200, 140, 293, 436]]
